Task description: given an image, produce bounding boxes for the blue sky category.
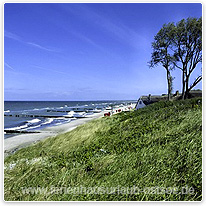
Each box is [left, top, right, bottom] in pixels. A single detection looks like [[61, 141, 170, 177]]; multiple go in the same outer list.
[[4, 3, 202, 101]]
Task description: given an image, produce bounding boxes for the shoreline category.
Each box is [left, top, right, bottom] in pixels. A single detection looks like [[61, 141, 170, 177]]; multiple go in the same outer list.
[[4, 111, 105, 158], [4, 104, 136, 158]]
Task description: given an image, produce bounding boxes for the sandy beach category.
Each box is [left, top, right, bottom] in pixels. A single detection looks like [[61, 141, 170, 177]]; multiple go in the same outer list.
[[4, 104, 136, 157], [4, 111, 105, 156]]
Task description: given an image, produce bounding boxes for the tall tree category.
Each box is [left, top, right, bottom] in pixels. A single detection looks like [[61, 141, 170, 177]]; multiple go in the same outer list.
[[173, 17, 202, 99], [149, 23, 175, 101], [149, 17, 202, 100]]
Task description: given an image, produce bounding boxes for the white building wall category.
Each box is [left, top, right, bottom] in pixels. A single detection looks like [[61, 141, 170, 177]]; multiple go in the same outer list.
[[135, 99, 146, 110]]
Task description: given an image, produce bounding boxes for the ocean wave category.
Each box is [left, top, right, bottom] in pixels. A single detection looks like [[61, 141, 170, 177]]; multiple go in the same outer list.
[[5, 117, 72, 132], [5, 124, 29, 131], [64, 111, 86, 118], [4, 110, 10, 113], [23, 124, 42, 131], [5, 118, 41, 131], [22, 107, 52, 113], [54, 119, 71, 126], [42, 118, 54, 125], [54, 122, 62, 126], [85, 112, 94, 116], [27, 119, 41, 124]]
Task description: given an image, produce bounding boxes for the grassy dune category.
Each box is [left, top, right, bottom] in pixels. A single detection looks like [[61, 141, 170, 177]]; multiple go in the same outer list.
[[4, 98, 202, 201]]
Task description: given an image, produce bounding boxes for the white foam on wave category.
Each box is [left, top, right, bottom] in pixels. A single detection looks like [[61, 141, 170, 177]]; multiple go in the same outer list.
[[27, 119, 41, 124], [22, 118, 53, 131], [54, 123, 62, 126], [23, 124, 41, 131], [42, 118, 54, 125], [6, 124, 29, 131], [6, 118, 41, 131], [64, 111, 75, 117], [6, 119, 41, 130], [54, 118, 71, 126], [4, 110, 10, 113], [64, 111, 86, 118], [22, 107, 51, 113], [85, 112, 94, 116]]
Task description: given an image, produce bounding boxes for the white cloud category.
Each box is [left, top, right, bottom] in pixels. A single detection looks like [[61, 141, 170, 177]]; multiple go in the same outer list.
[[26, 42, 56, 52], [63, 4, 148, 50], [4, 30, 21, 41], [4, 30, 58, 52], [32, 65, 68, 75], [4, 62, 15, 70]]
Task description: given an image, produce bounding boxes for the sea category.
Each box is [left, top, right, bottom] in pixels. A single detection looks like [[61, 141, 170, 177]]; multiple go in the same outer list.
[[4, 100, 135, 139]]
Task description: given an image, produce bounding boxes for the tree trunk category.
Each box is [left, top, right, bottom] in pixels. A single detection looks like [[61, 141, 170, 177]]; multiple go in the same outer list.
[[168, 84, 171, 101], [167, 70, 171, 101], [185, 75, 190, 99], [182, 70, 186, 100]]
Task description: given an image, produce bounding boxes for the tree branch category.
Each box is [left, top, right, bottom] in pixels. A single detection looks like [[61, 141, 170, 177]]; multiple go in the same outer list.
[[188, 75, 202, 92], [173, 62, 183, 71]]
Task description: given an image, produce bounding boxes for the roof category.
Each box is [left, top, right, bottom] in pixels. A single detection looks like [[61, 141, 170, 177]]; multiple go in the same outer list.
[[140, 95, 166, 105], [137, 90, 202, 106], [189, 90, 202, 96], [173, 90, 202, 99]]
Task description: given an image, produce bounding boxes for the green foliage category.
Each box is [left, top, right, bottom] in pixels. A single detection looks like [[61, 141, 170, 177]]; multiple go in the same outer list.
[[149, 17, 202, 99], [4, 98, 202, 201]]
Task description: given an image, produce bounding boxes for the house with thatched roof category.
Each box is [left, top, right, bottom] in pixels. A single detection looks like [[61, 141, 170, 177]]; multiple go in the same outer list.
[[135, 90, 202, 110], [135, 94, 167, 110]]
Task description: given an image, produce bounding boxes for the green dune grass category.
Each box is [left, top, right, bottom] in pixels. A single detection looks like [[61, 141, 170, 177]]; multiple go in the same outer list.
[[4, 98, 202, 201]]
